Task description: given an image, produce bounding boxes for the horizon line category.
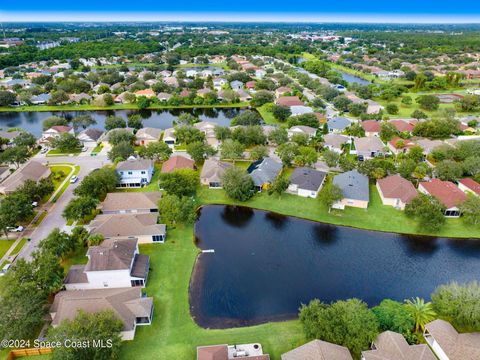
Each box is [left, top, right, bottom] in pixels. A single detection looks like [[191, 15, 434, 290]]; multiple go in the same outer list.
[[2, 11, 480, 24]]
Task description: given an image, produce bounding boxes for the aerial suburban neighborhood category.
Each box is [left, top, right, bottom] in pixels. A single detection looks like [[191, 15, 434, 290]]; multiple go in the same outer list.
[[0, 8, 479, 360]]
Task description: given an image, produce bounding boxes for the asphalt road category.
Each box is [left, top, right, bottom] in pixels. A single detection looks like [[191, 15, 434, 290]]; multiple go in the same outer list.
[[17, 152, 111, 261]]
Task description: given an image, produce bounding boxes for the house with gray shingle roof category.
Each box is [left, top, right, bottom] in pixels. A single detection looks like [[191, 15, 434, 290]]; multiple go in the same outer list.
[[77, 128, 104, 148], [332, 169, 369, 209], [200, 159, 233, 188], [247, 157, 283, 191], [288, 167, 326, 198], [327, 117, 352, 133], [64, 238, 150, 290]]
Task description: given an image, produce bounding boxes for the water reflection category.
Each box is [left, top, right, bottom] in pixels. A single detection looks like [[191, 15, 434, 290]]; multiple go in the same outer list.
[[220, 205, 254, 228]]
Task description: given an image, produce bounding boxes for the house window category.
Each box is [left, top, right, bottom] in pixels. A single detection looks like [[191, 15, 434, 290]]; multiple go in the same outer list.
[[128, 171, 133, 175], [152, 235, 164, 242], [131, 279, 144, 287], [141, 171, 146, 174], [120, 171, 124, 175], [135, 317, 151, 324]]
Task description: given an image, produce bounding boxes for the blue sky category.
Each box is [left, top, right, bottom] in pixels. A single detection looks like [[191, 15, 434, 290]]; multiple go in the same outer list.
[[1, 0, 480, 22]]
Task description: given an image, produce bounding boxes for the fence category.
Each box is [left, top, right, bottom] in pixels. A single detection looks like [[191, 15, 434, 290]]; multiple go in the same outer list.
[[6, 348, 52, 359]]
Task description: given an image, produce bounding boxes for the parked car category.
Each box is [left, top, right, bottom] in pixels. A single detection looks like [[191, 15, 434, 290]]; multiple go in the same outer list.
[[31, 201, 38, 207], [0, 263, 11, 277], [81, 147, 87, 152], [7, 226, 24, 232], [70, 175, 79, 183], [40, 147, 49, 154]]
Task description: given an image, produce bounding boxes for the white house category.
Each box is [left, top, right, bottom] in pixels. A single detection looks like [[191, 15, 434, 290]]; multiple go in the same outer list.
[[290, 105, 314, 116], [77, 128, 103, 148], [116, 156, 154, 188], [287, 125, 317, 139], [163, 128, 177, 148], [41, 125, 74, 143], [64, 238, 150, 290], [288, 168, 327, 198]]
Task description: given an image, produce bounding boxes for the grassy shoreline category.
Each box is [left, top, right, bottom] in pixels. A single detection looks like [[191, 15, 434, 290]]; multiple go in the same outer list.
[[0, 103, 251, 113]]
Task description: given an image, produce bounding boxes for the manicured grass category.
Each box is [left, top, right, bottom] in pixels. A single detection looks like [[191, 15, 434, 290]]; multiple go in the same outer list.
[[32, 211, 48, 227], [0, 240, 14, 259], [120, 226, 305, 360], [47, 149, 81, 156], [91, 143, 104, 154], [196, 183, 478, 239], [257, 104, 281, 124], [49, 164, 80, 202], [9, 238, 27, 256]]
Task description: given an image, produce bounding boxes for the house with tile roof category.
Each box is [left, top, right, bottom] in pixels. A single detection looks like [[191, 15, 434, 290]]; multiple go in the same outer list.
[[362, 331, 436, 360], [276, 96, 304, 107], [99, 192, 162, 214], [376, 175, 418, 210], [161, 155, 196, 173], [197, 343, 270, 360], [361, 120, 381, 137], [354, 136, 386, 160], [418, 179, 467, 217], [135, 127, 162, 146], [200, 159, 233, 188], [64, 238, 150, 290], [41, 125, 74, 143], [50, 287, 153, 340], [424, 319, 480, 360], [282, 339, 352, 360], [458, 178, 480, 196]]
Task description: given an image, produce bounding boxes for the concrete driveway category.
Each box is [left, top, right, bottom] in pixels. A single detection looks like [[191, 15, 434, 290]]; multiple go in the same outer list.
[[17, 153, 111, 261]]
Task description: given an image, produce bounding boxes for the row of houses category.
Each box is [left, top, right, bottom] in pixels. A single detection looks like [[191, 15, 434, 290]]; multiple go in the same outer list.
[[50, 191, 168, 340], [196, 319, 480, 360]]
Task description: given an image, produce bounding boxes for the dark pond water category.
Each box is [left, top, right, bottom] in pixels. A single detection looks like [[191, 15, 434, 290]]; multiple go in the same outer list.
[[190, 205, 480, 328], [0, 108, 245, 137], [338, 71, 371, 85]]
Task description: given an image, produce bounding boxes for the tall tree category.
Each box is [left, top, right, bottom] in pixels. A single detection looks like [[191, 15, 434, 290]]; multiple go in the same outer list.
[[404, 297, 437, 332]]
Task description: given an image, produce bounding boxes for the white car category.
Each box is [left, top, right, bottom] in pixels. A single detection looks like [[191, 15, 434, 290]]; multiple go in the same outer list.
[[31, 201, 38, 207], [81, 147, 88, 152], [70, 175, 79, 183], [0, 263, 11, 276], [40, 147, 49, 154], [7, 226, 24, 232]]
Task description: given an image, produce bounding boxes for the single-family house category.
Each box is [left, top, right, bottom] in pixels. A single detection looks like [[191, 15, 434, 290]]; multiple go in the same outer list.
[[387, 137, 417, 155], [290, 105, 314, 116], [99, 128, 135, 146], [135, 127, 162, 146], [236, 89, 252, 102], [161, 155, 196, 173], [213, 78, 228, 90], [134, 89, 156, 98], [116, 157, 154, 188], [424, 319, 480, 360], [418, 179, 467, 217], [30, 93, 51, 105], [197, 343, 270, 360], [157, 92, 172, 102], [0, 161, 51, 194], [42, 125, 74, 142], [288, 168, 326, 198], [89, 213, 166, 243], [64, 238, 150, 290], [68, 92, 92, 104], [327, 117, 352, 133], [415, 139, 444, 155], [458, 178, 480, 196], [361, 120, 381, 137], [365, 99, 384, 114], [362, 331, 436, 360], [230, 80, 243, 90], [275, 86, 291, 98], [200, 159, 233, 188], [77, 128, 103, 148], [323, 133, 350, 153], [163, 128, 176, 148], [354, 137, 386, 160], [99, 192, 162, 214], [0, 130, 21, 147], [376, 175, 418, 210], [164, 77, 179, 88], [276, 96, 304, 107], [282, 339, 352, 360], [389, 119, 417, 134], [50, 287, 153, 340], [332, 169, 369, 209], [247, 157, 283, 191], [287, 125, 317, 139]]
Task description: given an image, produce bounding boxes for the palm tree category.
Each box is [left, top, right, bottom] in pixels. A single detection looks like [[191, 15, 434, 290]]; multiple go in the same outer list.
[[404, 297, 437, 332]]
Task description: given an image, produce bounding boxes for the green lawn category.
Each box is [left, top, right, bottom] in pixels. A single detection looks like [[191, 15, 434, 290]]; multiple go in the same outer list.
[[8, 238, 27, 256], [0, 240, 14, 259], [91, 143, 104, 154], [196, 183, 478, 238], [47, 149, 81, 156], [49, 164, 80, 202], [120, 226, 305, 360], [257, 104, 281, 124]]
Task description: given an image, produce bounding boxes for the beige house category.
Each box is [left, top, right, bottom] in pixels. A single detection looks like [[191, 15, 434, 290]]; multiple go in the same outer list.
[[0, 161, 51, 194], [282, 339, 352, 360], [424, 319, 480, 360], [332, 170, 369, 209], [362, 331, 436, 360], [135, 127, 162, 146], [89, 213, 166, 244], [376, 175, 418, 210], [50, 287, 153, 340], [200, 159, 233, 188], [99, 192, 162, 214], [197, 343, 270, 360]]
